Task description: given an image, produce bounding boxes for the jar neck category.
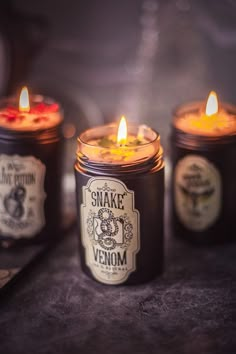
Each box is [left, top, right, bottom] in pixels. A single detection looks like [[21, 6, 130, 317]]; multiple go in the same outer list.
[[0, 124, 63, 144], [75, 123, 164, 175], [76, 147, 164, 176], [171, 126, 236, 151]]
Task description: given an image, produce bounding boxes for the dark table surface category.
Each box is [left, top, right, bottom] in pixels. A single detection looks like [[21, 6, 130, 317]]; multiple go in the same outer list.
[[0, 211, 235, 354]]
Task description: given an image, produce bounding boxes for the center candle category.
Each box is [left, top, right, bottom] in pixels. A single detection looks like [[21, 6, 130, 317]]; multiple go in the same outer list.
[[75, 117, 165, 285]]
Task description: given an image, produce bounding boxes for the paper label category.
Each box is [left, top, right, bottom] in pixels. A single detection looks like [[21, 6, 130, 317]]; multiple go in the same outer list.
[[81, 177, 140, 285], [0, 155, 46, 239], [174, 155, 221, 231]]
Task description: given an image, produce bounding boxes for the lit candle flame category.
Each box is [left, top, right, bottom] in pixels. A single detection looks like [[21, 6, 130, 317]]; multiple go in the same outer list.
[[117, 116, 127, 145], [205, 91, 218, 116], [19, 86, 30, 112]]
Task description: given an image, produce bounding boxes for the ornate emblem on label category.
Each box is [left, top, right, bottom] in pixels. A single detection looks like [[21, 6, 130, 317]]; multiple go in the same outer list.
[[81, 177, 140, 285], [0, 155, 46, 239], [174, 155, 221, 231]]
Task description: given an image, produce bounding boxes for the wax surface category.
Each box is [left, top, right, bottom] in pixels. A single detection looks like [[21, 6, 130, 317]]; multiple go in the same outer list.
[[0, 102, 62, 131], [85, 134, 152, 163], [175, 108, 236, 136], [89, 134, 149, 147]]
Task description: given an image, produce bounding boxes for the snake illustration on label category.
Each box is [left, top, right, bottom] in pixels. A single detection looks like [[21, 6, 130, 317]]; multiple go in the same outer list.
[[81, 177, 140, 285], [174, 155, 221, 231], [0, 155, 46, 239]]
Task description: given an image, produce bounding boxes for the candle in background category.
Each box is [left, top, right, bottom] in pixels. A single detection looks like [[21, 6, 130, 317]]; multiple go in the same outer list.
[[170, 91, 236, 245], [75, 116, 164, 285], [0, 87, 63, 247]]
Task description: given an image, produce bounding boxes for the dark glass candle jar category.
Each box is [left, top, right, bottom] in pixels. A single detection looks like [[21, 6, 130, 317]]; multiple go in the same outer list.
[[0, 92, 63, 247], [75, 122, 165, 285], [170, 97, 236, 245]]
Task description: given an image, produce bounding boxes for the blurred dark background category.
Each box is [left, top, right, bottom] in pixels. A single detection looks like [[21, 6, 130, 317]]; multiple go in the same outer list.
[[1, 0, 236, 158]]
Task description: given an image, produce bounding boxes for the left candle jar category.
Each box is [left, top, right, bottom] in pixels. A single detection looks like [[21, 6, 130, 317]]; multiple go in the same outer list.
[[75, 118, 165, 285], [0, 87, 64, 248]]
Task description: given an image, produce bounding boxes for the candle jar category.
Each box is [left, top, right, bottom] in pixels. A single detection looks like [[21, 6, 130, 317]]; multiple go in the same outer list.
[[0, 94, 63, 247], [170, 101, 236, 245], [75, 123, 164, 285]]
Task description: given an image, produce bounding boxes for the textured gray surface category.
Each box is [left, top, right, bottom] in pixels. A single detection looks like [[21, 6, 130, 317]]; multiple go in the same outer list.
[[0, 220, 235, 354]]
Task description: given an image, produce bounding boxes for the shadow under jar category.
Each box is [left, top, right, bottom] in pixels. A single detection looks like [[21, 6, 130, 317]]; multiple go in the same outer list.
[[170, 101, 236, 245], [0, 94, 63, 248], [75, 123, 165, 285]]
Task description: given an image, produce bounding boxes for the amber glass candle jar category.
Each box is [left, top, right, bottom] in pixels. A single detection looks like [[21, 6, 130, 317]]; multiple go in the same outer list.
[[75, 118, 165, 285], [170, 92, 236, 245], [0, 88, 63, 247]]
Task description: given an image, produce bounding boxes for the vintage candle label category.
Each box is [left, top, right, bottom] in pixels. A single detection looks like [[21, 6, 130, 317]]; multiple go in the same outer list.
[[0, 155, 46, 239], [174, 155, 221, 231], [81, 177, 140, 285]]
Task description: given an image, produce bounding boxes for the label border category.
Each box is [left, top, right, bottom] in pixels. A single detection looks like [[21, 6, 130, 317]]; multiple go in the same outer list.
[[0, 154, 47, 239], [174, 154, 221, 231], [81, 176, 140, 285]]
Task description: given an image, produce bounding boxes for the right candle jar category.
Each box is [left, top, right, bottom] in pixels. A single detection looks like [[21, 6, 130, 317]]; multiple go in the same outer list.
[[170, 91, 236, 245]]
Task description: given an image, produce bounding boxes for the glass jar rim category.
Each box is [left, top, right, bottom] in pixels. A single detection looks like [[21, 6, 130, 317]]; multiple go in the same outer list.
[[173, 100, 236, 120], [171, 100, 236, 148], [78, 122, 160, 149], [0, 94, 63, 133], [76, 122, 162, 167], [0, 94, 63, 141]]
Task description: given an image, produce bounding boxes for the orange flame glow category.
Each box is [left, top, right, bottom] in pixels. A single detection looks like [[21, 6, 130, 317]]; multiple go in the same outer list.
[[19, 86, 30, 112], [205, 91, 218, 116], [117, 116, 127, 145]]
